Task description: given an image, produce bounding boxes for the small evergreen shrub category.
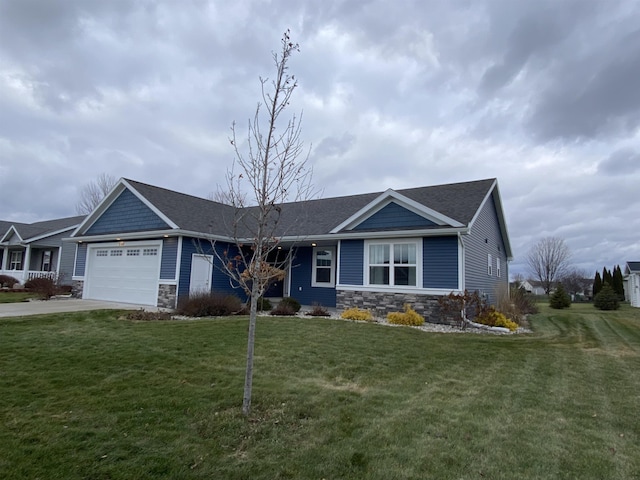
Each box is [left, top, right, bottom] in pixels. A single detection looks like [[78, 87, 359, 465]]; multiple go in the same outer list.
[[176, 292, 242, 317], [387, 304, 425, 326], [306, 303, 330, 317], [256, 297, 272, 311], [341, 307, 373, 321], [278, 297, 301, 313], [593, 283, 620, 310], [24, 277, 58, 299], [549, 283, 571, 309], [0, 274, 19, 288]]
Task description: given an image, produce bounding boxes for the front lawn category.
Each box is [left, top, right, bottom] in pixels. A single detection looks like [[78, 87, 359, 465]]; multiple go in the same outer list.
[[1, 306, 639, 479], [0, 291, 36, 303]]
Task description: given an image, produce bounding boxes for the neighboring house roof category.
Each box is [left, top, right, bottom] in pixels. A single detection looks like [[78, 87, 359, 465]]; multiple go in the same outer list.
[[73, 177, 512, 258], [626, 262, 640, 274], [0, 216, 85, 244]]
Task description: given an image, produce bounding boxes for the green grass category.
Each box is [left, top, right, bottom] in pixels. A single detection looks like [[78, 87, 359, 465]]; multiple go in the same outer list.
[[1, 305, 639, 479], [0, 292, 36, 303]]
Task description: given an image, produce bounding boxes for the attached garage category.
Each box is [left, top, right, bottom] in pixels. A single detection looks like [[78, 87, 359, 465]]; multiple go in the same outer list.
[[83, 241, 162, 306]]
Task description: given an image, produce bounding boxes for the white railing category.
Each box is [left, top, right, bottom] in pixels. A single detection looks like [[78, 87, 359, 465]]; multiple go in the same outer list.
[[0, 269, 57, 285]]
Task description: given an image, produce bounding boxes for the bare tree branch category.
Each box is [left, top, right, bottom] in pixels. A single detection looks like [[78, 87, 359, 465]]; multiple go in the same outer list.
[[76, 173, 117, 215]]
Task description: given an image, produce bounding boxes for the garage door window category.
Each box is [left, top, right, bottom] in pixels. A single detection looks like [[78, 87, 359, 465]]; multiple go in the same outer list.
[[110, 249, 123, 256], [143, 248, 158, 256], [127, 249, 140, 256], [96, 250, 108, 257]]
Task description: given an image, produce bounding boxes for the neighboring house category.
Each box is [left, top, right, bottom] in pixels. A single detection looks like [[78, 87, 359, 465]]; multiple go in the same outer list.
[[624, 262, 640, 307], [0, 216, 85, 285], [520, 280, 546, 296], [68, 177, 512, 317]]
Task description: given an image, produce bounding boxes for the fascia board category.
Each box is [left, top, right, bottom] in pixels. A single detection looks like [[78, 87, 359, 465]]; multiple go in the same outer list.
[[468, 180, 513, 260], [330, 189, 464, 233], [65, 229, 232, 244], [276, 227, 469, 243]]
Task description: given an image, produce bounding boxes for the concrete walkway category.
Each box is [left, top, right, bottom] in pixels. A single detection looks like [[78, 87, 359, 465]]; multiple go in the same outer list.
[[0, 298, 160, 318]]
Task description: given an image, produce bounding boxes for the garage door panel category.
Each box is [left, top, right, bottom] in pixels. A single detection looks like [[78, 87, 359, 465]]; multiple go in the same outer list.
[[85, 244, 161, 306]]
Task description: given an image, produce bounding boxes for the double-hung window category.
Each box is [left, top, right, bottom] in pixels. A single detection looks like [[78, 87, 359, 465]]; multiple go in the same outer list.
[[9, 251, 22, 270], [41, 250, 52, 272], [367, 241, 418, 287], [312, 247, 335, 287]]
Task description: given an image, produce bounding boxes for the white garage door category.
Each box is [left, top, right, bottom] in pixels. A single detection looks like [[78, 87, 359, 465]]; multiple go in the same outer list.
[[84, 243, 161, 306]]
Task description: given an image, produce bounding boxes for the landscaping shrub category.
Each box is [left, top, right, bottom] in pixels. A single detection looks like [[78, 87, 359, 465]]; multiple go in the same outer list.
[[270, 304, 296, 316], [438, 290, 490, 327], [475, 308, 518, 331], [593, 283, 620, 310], [549, 283, 571, 309], [306, 303, 330, 317], [176, 292, 242, 317], [278, 297, 301, 313], [0, 274, 19, 288], [256, 297, 272, 311], [387, 304, 425, 326], [24, 277, 58, 299], [341, 307, 373, 321]]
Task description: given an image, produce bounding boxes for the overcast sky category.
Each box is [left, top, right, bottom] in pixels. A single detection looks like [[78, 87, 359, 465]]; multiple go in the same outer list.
[[1, 0, 639, 279]]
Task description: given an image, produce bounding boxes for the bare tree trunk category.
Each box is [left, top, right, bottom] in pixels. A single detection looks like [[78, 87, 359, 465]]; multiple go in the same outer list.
[[242, 279, 260, 415]]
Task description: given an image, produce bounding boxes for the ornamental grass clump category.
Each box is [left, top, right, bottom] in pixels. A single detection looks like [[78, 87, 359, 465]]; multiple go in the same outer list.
[[341, 307, 373, 321], [387, 304, 425, 326]]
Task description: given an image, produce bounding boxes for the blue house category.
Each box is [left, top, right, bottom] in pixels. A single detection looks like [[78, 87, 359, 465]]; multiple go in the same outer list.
[[68, 178, 512, 318]]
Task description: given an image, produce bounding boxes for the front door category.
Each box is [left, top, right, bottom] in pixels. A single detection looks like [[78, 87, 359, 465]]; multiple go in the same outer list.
[[189, 254, 213, 295]]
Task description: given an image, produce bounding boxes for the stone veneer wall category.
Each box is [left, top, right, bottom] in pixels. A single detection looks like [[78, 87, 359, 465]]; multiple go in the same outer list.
[[71, 280, 84, 298], [157, 284, 177, 309], [337, 290, 456, 325]]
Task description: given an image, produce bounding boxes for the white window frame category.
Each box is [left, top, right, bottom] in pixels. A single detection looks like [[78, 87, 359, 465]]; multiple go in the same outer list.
[[497, 257, 501, 278], [364, 239, 422, 288], [488, 254, 493, 276], [311, 246, 335, 288], [41, 250, 53, 272], [9, 251, 22, 270]]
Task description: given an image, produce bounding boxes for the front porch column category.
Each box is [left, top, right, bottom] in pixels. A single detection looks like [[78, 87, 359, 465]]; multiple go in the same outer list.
[[22, 245, 32, 284], [0, 246, 8, 271]]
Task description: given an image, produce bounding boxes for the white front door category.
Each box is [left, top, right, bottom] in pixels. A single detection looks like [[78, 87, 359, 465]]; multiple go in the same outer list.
[[189, 254, 213, 295]]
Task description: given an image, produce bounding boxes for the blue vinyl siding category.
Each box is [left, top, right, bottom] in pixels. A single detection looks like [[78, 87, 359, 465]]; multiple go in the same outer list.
[[464, 194, 508, 305], [339, 239, 364, 285], [289, 247, 336, 307], [74, 243, 87, 276], [353, 202, 436, 230], [160, 237, 178, 280], [423, 237, 458, 289], [86, 189, 169, 235], [177, 237, 244, 301]]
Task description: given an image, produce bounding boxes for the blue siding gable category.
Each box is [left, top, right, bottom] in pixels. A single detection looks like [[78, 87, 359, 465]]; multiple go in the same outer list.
[[423, 237, 458, 289], [86, 189, 169, 235], [352, 202, 436, 231]]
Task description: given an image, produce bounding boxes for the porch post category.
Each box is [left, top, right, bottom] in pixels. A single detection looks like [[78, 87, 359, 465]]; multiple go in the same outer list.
[[0, 246, 7, 271], [22, 245, 32, 284]]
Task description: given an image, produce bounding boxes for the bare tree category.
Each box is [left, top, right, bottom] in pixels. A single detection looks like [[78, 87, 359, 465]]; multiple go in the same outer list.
[[207, 184, 247, 206], [216, 31, 314, 416], [76, 173, 117, 214], [526, 237, 571, 294], [560, 268, 590, 297]]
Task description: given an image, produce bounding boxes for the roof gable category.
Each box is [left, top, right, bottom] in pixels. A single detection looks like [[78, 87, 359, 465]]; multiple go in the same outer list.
[[331, 189, 465, 233], [626, 262, 640, 274]]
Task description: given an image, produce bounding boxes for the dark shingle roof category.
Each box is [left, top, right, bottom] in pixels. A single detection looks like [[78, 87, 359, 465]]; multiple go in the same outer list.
[[127, 178, 495, 238], [1, 216, 84, 242], [627, 262, 640, 273]]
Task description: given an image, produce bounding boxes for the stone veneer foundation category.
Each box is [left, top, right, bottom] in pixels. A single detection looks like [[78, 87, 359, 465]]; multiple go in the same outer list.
[[157, 284, 177, 309], [337, 290, 457, 325], [71, 280, 84, 299]]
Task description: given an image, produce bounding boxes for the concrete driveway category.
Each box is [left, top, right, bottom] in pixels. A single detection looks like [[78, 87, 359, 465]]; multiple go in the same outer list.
[[0, 298, 161, 318]]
